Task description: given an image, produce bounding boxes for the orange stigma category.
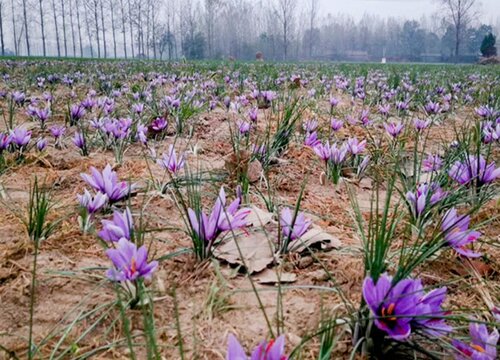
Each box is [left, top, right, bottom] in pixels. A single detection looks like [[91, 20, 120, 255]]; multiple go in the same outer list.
[[130, 257, 137, 274], [471, 344, 485, 353]]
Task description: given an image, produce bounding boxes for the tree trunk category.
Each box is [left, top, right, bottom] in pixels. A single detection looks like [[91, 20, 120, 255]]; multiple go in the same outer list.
[[60, 0, 67, 56], [0, 3, 4, 56], [119, 0, 127, 58], [94, 0, 101, 58], [11, 0, 18, 55], [128, 0, 134, 58], [22, 0, 30, 55], [151, 1, 156, 59], [84, 2, 94, 57], [69, 0, 76, 56], [52, 0, 60, 57], [110, 0, 117, 58], [39, 0, 46, 56], [100, 0, 107, 58], [76, 0, 84, 57]]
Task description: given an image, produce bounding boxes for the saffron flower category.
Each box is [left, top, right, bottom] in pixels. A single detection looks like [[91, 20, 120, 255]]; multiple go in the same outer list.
[[157, 144, 186, 175], [150, 117, 168, 132], [188, 187, 250, 244], [413, 118, 431, 132], [99, 207, 133, 242], [406, 183, 447, 217], [330, 143, 348, 164], [314, 141, 331, 163], [106, 238, 158, 282], [227, 334, 288, 360], [81, 164, 135, 202], [422, 154, 443, 173], [412, 282, 452, 337], [280, 208, 311, 241], [73, 132, 86, 150], [10, 126, 31, 148], [363, 273, 420, 340], [449, 155, 500, 186], [330, 118, 343, 131], [304, 131, 320, 148], [384, 121, 404, 138], [77, 189, 108, 214], [441, 208, 481, 258], [452, 323, 498, 360], [36, 138, 47, 151], [70, 104, 86, 123], [0, 132, 11, 152], [346, 137, 367, 155]]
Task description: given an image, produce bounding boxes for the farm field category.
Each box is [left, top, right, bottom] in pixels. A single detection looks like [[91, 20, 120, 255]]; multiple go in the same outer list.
[[0, 59, 498, 359]]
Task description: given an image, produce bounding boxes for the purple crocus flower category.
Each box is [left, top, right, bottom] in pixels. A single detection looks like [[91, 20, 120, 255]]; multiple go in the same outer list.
[[150, 117, 168, 132], [77, 189, 108, 214], [227, 334, 288, 360], [157, 144, 186, 175], [449, 155, 500, 186], [441, 208, 481, 258], [384, 121, 404, 138], [362, 273, 420, 340], [237, 120, 251, 135], [10, 126, 31, 148], [81, 164, 135, 203], [73, 132, 86, 150], [329, 96, 340, 108], [35, 107, 51, 125], [303, 119, 318, 133], [36, 138, 47, 151], [106, 238, 158, 282], [330, 118, 343, 131], [412, 282, 452, 337], [313, 142, 331, 163], [422, 154, 443, 173], [346, 137, 366, 155], [12, 91, 26, 104], [330, 143, 348, 164], [425, 101, 441, 115], [50, 125, 66, 139], [188, 187, 250, 244], [70, 104, 86, 123], [99, 207, 133, 242], [378, 104, 391, 116], [248, 107, 258, 122], [413, 118, 431, 132], [132, 103, 144, 114], [136, 124, 148, 144], [406, 183, 447, 217], [304, 131, 321, 148], [0, 132, 11, 152], [280, 208, 311, 241], [475, 105, 496, 118], [452, 323, 498, 360]]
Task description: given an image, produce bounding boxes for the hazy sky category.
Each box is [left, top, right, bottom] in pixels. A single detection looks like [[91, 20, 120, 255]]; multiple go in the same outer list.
[[319, 0, 500, 22]]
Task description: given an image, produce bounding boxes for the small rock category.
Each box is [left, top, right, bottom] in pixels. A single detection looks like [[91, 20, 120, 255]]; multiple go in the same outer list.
[[311, 270, 329, 282]]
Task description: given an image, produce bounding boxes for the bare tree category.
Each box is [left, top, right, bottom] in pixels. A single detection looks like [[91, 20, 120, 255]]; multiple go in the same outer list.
[[60, 0, 67, 56], [0, 1, 4, 56], [22, 0, 30, 55], [439, 0, 479, 59], [76, 0, 84, 57], [119, 0, 127, 58], [307, 0, 319, 59], [51, 0, 60, 56], [69, 0, 76, 56], [109, 0, 117, 58], [11, 0, 18, 55], [274, 0, 297, 60], [84, 1, 94, 57], [39, 0, 47, 56], [100, 0, 107, 58], [128, 0, 134, 57]]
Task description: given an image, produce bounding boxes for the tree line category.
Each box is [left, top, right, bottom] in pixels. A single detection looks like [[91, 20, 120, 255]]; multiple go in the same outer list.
[[0, 0, 497, 62]]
